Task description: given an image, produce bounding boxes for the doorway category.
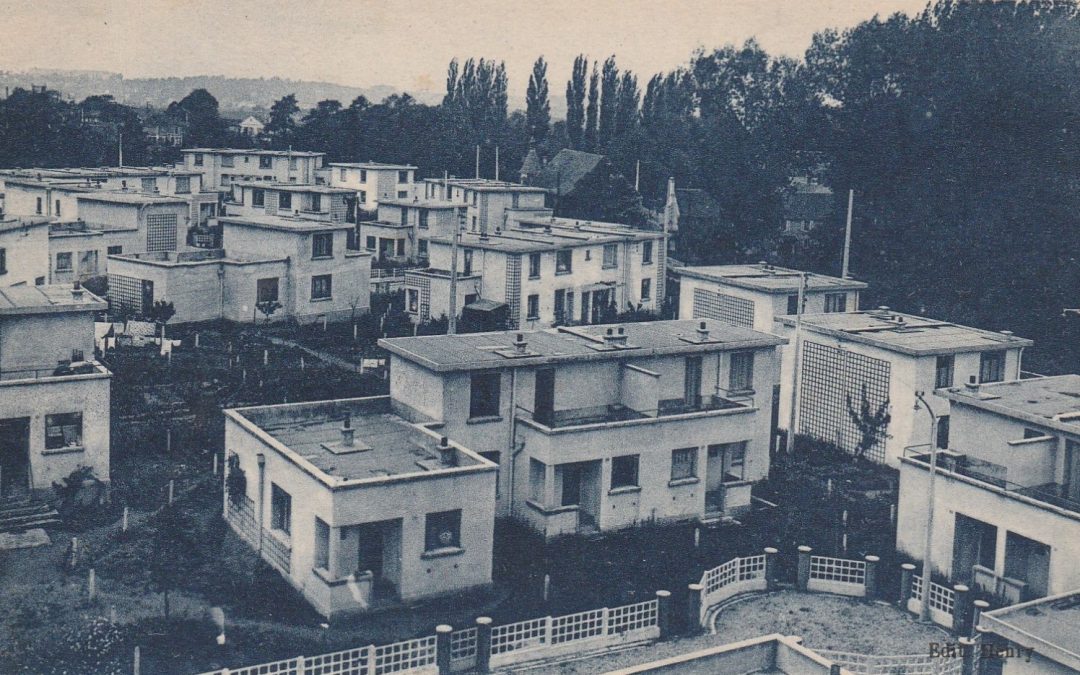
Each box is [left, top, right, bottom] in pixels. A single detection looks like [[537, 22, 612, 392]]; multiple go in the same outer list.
[[559, 461, 601, 532], [0, 418, 30, 496], [534, 368, 555, 426], [355, 520, 401, 600]]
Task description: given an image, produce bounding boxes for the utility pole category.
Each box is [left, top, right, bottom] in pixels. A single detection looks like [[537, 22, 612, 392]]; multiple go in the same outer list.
[[785, 272, 808, 455], [915, 391, 939, 623], [448, 207, 465, 334], [475, 145, 480, 179], [118, 132, 123, 168], [494, 145, 500, 181], [842, 189, 854, 279], [634, 160, 640, 192]]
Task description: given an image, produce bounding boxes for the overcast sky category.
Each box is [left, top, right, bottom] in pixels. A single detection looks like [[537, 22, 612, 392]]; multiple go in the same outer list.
[[0, 0, 928, 93]]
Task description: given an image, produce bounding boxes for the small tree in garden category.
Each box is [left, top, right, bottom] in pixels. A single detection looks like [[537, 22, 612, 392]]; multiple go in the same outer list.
[[256, 299, 282, 324], [147, 300, 176, 341], [225, 453, 246, 507], [146, 503, 200, 618], [845, 384, 891, 461]]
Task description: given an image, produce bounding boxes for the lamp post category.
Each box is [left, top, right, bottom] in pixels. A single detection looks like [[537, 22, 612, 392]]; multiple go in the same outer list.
[[914, 390, 938, 623]]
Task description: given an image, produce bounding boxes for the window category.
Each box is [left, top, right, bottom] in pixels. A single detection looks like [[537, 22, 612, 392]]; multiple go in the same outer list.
[[469, 372, 501, 419], [640, 278, 652, 302], [419, 209, 429, 229], [36, 197, 42, 215], [463, 249, 473, 276], [289, 157, 298, 170], [425, 509, 462, 551], [527, 294, 540, 320], [786, 294, 800, 315], [396, 239, 405, 256], [365, 236, 376, 251], [398, 170, 410, 183], [257, 277, 279, 303], [529, 458, 545, 503], [55, 252, 73, 272], [271, 483, 291, 534], [824, 292, 847, 313], [311, 274, 332, 300], [397, 190, 408, 199], [34, 276, 45, 286], [359, 170, 367, 182], [671, 448, 697, 481], [312, 232, 334, 258], [252, 188, 265, 207], [314, 518, 330, 570], [55, 200, 61, 217], [141, 177, 156, 191], [611, 455, 640, 489], [528, 252, 541, 279], [311, 194, 322, 212], [936, 415, 950, 449], [935, 355, 954, 389], [554, 289, 566, 324], [279, 192, 293, 210], [980, 351, 1006, 383], [193, 154, 204, 166], [175, 176, 190, 194], [556, 250, 572, 274], [45, 413, 82, 449], [407, 289, 419, 313], [221, 156, 234, 168], [358, 190, 367, 204], [471, 215, 477, 231], [259, 156, 273, 169], [339, 168, 347, 181], [642, 240, 654, 264], [729, 351, 755, 391], [418, 239, 429, 256], [602, 244, 618, 268], [0, 248, 6, 274]]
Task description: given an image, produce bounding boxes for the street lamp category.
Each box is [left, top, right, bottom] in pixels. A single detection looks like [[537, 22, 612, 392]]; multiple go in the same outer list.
[[914, 390, 938, 623]]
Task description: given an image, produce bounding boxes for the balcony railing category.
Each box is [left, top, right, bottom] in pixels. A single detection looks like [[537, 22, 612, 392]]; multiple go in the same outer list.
[[0, 362, 107, 383], [904, 446, 1080, 516], [518, 395, 751, 431]]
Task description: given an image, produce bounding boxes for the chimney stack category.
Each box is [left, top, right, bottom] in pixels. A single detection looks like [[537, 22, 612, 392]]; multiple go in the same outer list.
[[696, 320, 710, 341], [604, 326, 628, 346], [514, 333, 528, 355], [341, 415, 354, 447], [71, 280, 84, 300], [437, 436, 455, 466], [965, 375, 980, 393]]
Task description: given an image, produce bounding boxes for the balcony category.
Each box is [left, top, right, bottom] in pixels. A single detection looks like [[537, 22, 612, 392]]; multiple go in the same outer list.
[[903, 447, 1080, 516], [519, 395, 751, 432]]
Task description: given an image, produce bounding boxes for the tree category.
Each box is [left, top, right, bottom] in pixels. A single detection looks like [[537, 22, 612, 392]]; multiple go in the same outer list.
[[598, 55, 619, 149], [147, 300, 176, 343], [566, 55, 589, 150], [845, 385, 891, 461], [266, 93, 300, 147], [526, 57, 551, 143], [255, 299, 282, 324], [584, 62, 600, 151], [169, 88, 226, 147], [146, 503, 201, 618]]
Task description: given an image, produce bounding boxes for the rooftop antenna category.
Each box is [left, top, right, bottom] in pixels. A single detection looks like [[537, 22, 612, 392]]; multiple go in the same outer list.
[[443, 170, 449, 201], [842, 188, 854, 279]]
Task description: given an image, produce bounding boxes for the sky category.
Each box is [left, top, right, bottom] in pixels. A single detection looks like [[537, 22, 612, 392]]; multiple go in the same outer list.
[[0, 0, 929, 94]]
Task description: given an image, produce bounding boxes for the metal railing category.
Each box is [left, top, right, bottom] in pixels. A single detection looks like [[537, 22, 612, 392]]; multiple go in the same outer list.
[[821, 650, 964, 675], [516, 395, 752, 431]]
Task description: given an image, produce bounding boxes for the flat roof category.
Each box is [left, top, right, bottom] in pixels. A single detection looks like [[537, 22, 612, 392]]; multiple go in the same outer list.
[[75, 191, 188, 206], [775, 309, 1032, 356], [672, 264, 868, 293], [328, 162, 417, 170], [0, 166, 200, 179], [513, 215, 663, 241], [111, 249, 284, 266], [182, 148, 325, 158], [422, 177, 548, 193], [234, 181, 352, 195], [0, 284, 106, 315], [0, 216, 51, 233], [380, 319, 786, 372], [982, 590, 1080, 671], [380, 197, 458, 209], [943, 375, 1080, 433], [219, 215, 353, 232], [427, 225, 653, 254], [228, 396, 493, 484]]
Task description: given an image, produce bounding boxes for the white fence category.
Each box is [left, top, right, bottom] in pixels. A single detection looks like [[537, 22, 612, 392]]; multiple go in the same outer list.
[[807, 555, 866, 597], [907, 575, 956, 629], [821, 650, 964, 675], [198, 635, 437, 675], [698, 554, 769, 623]]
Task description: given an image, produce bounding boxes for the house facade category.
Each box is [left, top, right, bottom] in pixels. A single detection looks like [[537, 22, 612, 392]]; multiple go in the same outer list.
[[0, 217, 50, 287], [897, 375, 1080, 605], [178, 149, 325, 191], [0, 284, 111, 493], [673, 263, 867, 334], [775, 308, 1032, 466], [322, 162, 418, 216], [360, 197, 459, 263], [223, 396, 497, 618], [225, 181, 352, 223], [420, 178, 547, 235], [379, 319, 785, 536]]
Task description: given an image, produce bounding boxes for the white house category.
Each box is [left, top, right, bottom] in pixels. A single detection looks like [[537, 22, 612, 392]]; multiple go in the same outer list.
[[980, 591, 1080, 674], [178, 149, 325, 191], [420, 178, 548, 235], [775, 307, 1033, 466], [225, 181, 352, 223], [223, 396, 497, 617], [897, 375, 1080, 606], [379, 319, 785, 536], [323, 162, 418, 215], [0, 217, 51, 287], [238, 116, 265, 137]]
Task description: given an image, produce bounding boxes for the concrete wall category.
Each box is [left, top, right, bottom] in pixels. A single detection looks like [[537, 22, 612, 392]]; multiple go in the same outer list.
[[678, 277, 859, 335], [48, 232, 106, 284], [0, 222, 49, 286], [0, 311, 97, 372], [950, 403, 1059, 485], [0, 371, 111, 489], [183, 152, 322, 188]]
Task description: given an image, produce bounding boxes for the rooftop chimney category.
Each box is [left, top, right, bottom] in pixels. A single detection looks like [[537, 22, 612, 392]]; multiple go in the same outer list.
[[965, 375, 980, 393], [604, 326, 629, 346], [340, 415, 354, 447], [696, 320, 710, 341], [1001, 330, 1014, 337], [514, 333, 528, 355], [71, 280, 83, 301], [437, 436, 455, 466], [758, 260, 768, 270]]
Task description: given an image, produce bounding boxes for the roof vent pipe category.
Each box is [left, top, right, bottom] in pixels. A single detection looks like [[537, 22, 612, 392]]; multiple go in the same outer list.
[[697, 320, 710, 341], [437, 436, 455, 466], [515, 333, 528, 355], [341, 415, 354, 447]]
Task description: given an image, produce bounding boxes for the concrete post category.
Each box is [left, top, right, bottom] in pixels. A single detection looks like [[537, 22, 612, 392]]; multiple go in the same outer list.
[[435, 624, 453, 675], [959, 636, 978, 675], [830, 665, 842, 675], [972, 599, 990, 638], [656, 590, 672, 640], [133, 646, 140, 675], [796, 546, 812, 591], [764, 547, 779, 590], [686, 584, 704, 635], [864, 555, 880, 600], [475, 617, 493, 673], [953, 584, 971, 636], [88, 568, 96, 600], [899, 563, 917, 606]]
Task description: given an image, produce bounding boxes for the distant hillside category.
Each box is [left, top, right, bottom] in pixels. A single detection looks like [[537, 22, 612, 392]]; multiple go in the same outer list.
[[0, 69, 444, 112]]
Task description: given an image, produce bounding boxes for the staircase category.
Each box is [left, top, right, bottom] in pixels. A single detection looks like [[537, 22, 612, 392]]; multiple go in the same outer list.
[[0, 495, 61, 533]]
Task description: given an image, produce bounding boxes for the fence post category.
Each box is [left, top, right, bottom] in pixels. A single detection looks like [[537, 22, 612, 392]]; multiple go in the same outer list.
[[863, 555, 879, 600], [295, 655, 305, 672], [829, 665, 842, 675], [475, 617, 493, 673], [959, 636, 978, 675], [435, 624, 453, 675], [656, 590, 672, 640], [366, 644, 377, 675], [899, 563, 916, 606], [686, 584, 704, 635], [601, 607, 611, 637], [133, 645, 140, 675], [796, 546, 812, 591], [764, 547, 778, 590], [953, 584, 971, 636], [88, 568, 96, 600], [971, 599, 990, 637]]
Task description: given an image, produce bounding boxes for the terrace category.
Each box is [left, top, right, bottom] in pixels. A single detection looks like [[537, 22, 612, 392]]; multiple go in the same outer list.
[[516, 394, 752, 431]]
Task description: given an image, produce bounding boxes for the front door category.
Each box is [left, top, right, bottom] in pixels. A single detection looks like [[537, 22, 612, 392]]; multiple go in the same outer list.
[[534, 369, 555, 426], [685, 357, 703, 407], [357, 522, 385, 577], [705, 444, 726, 513], [0, 418, 30, 496]]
